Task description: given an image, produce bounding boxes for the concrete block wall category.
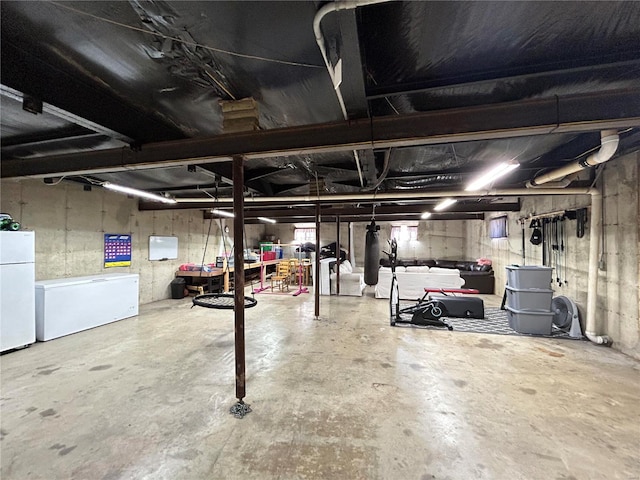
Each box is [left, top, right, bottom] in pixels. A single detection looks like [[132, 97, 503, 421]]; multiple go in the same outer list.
[[263, 223, 350, 261], [0, 179, 260, 304], [465, 151, 639, 359], [352, 220, 468, 266], [263, 220, 468, 267]]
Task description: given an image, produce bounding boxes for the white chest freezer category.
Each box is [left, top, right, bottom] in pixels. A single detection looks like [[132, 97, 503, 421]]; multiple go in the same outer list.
[[35, 273, 139, 341]]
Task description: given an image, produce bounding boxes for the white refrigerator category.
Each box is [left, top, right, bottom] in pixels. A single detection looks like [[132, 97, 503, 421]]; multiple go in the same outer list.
[[0, 231, 36, 352]]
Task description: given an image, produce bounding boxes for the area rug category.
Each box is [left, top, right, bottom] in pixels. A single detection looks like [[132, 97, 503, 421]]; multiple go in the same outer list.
[[395, 306, 584, 340]]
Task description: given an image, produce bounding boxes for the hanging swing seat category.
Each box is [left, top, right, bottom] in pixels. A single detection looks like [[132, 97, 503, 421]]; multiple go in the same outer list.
[[192, 293, 258, 309]]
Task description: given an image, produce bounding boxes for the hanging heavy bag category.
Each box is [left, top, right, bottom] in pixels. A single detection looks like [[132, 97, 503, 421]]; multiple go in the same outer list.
[[364, 220, 381, 285], [530, 219, 542, 245]]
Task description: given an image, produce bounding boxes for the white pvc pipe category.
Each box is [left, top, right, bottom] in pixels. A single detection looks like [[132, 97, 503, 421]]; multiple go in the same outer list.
[[175, 187, 594, 204], [532, 130, 619, 185], [313, 0, 392, 188], [585, 188, 609, 344], [525, 178, 571, 189]]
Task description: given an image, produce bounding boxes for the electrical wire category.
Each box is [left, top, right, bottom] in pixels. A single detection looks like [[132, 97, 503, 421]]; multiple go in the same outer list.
[[203, 70, 236, 101], [48, 1, 324, 69], [366, 70, 400, 115], [43, 176, 67, 186]]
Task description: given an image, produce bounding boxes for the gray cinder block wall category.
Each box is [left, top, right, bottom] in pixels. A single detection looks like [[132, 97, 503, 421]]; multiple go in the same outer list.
[[0, 179, 264, 304], [465, 151, 639, 359], [265, 220, 468, 268], [352, 220, 468, 266]]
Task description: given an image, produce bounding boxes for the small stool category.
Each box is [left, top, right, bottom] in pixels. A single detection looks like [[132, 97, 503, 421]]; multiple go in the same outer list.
[[186, 285, 205, 296]]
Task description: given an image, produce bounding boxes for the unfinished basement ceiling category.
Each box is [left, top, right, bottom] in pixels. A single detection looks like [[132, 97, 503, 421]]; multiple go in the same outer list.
[[1, 1, 640, 221]]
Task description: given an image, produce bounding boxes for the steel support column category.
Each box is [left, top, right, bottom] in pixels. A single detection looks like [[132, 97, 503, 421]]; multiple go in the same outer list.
[[232, 155, 246, 402], [315, 204, 321, 319], [336, 215, 340, 296]]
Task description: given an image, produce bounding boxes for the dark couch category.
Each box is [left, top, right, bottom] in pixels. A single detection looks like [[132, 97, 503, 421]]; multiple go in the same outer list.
[[379, 258, 495, 294]]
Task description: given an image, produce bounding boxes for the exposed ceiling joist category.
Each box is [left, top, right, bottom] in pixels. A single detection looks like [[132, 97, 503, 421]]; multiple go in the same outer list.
[[1, 125, 94, 148], [3, 89, 639, 179], [0, 41, 183, 143], [366, 55, 640, 100], [0, 84, 133, 144]]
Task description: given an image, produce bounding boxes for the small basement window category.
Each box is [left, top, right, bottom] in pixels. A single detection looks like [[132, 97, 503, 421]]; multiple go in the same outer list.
[[489, 216, 508, 239], [294, 227, 316, 244], [391, 225, 418, 242]]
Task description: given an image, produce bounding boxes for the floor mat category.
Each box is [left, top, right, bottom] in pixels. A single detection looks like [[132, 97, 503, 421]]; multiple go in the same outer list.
[[395, 306, 584, 340]]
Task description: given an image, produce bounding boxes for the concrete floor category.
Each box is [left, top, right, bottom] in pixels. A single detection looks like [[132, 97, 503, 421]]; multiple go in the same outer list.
[[1, 290, 639, 480]]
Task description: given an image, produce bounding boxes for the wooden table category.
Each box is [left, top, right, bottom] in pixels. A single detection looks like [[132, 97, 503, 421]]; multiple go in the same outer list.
[[176, 259, 281, 293], [175, 269, 225, 293]]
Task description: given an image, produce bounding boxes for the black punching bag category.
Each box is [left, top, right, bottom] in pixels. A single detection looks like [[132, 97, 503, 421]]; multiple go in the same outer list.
[[364, 220, 381, 285]]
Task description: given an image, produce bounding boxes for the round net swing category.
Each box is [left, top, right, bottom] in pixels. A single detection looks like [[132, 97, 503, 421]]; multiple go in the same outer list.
[[192, 293, 257, 309]]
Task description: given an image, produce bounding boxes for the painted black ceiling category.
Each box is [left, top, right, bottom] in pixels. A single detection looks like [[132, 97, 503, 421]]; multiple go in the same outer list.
[[2, 1, 640, 220]]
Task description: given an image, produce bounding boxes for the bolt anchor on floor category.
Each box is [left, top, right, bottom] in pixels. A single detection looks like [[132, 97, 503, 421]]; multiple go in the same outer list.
[[230, 400, 252, 418]]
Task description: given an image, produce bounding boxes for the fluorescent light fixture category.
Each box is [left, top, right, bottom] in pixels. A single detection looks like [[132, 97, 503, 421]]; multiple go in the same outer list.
[[465, 161, 520, 191], [102, 182, 176, 204], [257, 216, 276, 224], [421, 212, 432, 219], [433, 198, 457, 211], [211, 209, 234, 218]]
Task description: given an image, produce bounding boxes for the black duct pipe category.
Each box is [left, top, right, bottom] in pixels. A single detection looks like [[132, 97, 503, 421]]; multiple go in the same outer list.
[[386, 174, 464, 189]]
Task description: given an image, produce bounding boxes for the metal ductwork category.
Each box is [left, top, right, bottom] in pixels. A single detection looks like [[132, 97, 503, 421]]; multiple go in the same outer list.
[[387, 174, 465, 190], [530, 130, 620, 185]]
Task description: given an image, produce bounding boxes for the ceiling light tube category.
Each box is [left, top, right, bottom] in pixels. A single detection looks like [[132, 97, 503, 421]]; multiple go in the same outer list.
[[211, 208, 234, 218], [465, 161, 520, 191], [257, 216, 276, 224], [433, 198, 457, 211], [102, 182, 176, 204], [421, 212, 432, 219]]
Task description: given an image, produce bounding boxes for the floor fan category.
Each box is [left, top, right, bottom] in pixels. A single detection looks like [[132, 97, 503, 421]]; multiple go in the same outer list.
[[551, 296, 582, 338]]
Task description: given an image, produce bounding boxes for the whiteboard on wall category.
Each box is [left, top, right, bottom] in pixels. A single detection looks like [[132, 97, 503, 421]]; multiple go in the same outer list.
[[149, 236, 178, 261]]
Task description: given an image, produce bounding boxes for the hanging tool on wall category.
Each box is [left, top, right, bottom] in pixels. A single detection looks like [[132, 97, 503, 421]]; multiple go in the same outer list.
[[576, 208, 587, 238], [551, 217, 558, 283], [542, 218, 550, 266], [560, 215, 567, 287], [520, 219, 526, 264], [529, 219, 542, 246]]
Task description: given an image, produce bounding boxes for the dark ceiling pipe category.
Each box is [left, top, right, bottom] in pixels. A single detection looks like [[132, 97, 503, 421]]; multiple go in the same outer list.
[[387, 174, 465, 189], [4, 88, 639, 179]]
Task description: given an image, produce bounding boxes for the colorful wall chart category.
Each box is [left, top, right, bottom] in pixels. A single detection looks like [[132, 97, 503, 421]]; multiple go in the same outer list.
[[104, 234, 132, 267]]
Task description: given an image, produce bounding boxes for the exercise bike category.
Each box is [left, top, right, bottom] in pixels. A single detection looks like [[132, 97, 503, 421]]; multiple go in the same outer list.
[[385, 239, 452, 330]]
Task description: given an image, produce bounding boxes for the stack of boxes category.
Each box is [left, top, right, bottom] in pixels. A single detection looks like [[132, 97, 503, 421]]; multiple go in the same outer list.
[[219, 97, 260, 133], [259, 242, 275, 261], [505, 266, 555, 334]]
